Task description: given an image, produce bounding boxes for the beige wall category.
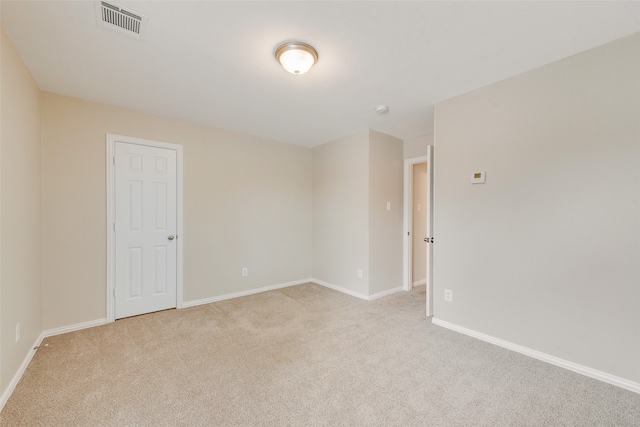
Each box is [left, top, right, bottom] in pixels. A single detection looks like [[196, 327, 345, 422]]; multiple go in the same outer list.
[[0, 27, 43, 394], [412, 162, 427, 284], [434, 33, 640, 382], [368, 130, 403, 295], [312, 129, 403, 297], [403, 133, 433, 159], [312, 131, 370, 295], [42, 93, 312, 329]]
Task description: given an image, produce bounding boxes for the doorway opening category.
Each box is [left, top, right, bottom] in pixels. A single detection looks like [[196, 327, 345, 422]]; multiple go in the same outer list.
[[403, 147, 434, 316], [412, 162, 428, 288], [106, 134, 184, 322]]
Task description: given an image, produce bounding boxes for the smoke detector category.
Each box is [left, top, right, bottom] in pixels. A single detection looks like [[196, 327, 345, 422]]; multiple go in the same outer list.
[[95, 1, 148, 40], [375, 105, 390, 114]]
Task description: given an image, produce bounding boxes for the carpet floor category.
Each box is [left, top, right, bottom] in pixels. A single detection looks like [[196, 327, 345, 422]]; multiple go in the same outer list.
[[1, 283, 638, 426]]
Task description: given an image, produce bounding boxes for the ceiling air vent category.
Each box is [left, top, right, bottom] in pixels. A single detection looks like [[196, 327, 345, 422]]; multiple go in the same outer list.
[[95, 1, 148, 40]]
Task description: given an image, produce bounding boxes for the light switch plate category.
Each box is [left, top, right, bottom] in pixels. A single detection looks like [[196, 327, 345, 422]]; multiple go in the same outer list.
[[471, 171, 486, 184]]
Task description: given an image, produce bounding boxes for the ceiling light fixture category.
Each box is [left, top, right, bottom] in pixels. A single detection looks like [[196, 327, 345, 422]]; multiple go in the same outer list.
[[375, 105, 390, 114], [275, 42, 318, 75]]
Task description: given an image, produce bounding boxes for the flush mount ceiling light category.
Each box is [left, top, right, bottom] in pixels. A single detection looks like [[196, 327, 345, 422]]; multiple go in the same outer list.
[[275, 42, 318, 75]]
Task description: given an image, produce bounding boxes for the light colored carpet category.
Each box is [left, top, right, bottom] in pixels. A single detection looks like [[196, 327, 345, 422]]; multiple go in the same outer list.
[[1, 283, 638, 426]]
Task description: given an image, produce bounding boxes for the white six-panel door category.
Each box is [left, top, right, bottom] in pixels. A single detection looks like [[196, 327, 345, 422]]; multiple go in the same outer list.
[[114, 142, 177, 319]]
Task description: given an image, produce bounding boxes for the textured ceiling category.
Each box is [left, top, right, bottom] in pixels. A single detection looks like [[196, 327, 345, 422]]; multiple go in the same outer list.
[[2, 1, 639, 147]]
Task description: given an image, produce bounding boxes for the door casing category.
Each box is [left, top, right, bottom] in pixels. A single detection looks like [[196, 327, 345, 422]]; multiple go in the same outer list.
[[403, 147, 434, 316], [403, 155, 426, 292], [106, 134, 184, 323]]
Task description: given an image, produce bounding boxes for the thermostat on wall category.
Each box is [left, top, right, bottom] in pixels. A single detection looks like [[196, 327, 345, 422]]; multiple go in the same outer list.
[[471, 171, 486, 184]]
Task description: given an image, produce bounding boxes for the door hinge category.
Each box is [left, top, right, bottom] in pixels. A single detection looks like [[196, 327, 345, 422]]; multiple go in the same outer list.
[[113, 288, 116, 297], [113, 222, 116, 232], [113, 156, 116, 166]]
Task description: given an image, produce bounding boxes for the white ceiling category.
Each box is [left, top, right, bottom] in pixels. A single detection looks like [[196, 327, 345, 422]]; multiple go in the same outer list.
[[2, 1, 639, 147]]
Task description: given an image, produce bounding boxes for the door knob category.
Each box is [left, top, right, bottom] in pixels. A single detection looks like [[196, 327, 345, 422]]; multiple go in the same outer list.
[[168, 235, 175, 240], [424, 237, 427, 242]]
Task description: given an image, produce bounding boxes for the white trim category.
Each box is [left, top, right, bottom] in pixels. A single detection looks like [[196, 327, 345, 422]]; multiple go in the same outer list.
[[182, 279, 313, 308], [106, 137, 114, 321], [106, 134, 184, 322], [0, 279, 406, 412], [432, 318, 640, 395], [311, 278, 369, 300], [0, 318, 109, 411], [403, 156, 427, 292], [369, 286, 403, 300], [184, 278, 402, 307], [425, 145, 434, 317], [412, 279, 426, 287], [0, 332, 44, 411], [42, 318, 108, 338]]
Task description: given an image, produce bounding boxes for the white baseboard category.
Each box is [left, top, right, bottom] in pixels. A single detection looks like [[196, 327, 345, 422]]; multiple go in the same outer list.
[[43, 318, 108, 338], [311, 279, 402, 301], [0, 279, 402, 413], [184, 278, 402, 307], [412, 279, 426, 287], [369, 286, 403, 300], [0, 317, 110, 411], [311, 278, 369, 300], [0, 332, 45, 411], [432, 317, 640, 395], [182, 278, 313, 308]]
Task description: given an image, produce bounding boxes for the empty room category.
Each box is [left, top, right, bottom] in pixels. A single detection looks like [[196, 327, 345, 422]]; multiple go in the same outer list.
[[1, 1, 639, 425]]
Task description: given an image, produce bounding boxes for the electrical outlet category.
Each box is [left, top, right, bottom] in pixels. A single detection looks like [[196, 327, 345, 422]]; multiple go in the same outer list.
[[242, 268, 248, 277], [357, 269, 363, 279], [15, 323, 20, 343], [444, 289, 453, 302]]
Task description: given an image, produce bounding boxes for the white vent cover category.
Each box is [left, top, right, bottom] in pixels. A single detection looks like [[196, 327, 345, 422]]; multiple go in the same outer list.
[[95, 1, 148, 40]]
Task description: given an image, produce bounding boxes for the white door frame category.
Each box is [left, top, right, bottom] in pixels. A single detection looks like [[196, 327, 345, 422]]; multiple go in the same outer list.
[[403, 148, 434, 316], [106, 134, 184, 323], [425, 145, 434, 317], [403, 155, 427, 292]]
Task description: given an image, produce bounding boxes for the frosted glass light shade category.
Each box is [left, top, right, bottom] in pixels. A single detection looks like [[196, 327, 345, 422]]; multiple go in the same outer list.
[[275, 42, 318, 75]]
